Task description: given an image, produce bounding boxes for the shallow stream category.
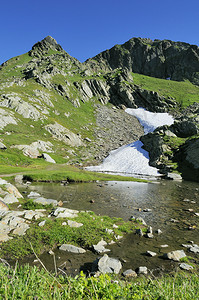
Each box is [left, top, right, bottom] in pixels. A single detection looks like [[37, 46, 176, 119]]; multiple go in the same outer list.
[[20, 179, 199, 276]]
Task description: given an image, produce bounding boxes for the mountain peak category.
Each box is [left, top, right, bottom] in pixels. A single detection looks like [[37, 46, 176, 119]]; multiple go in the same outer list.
[[29, 36, 63, 57]]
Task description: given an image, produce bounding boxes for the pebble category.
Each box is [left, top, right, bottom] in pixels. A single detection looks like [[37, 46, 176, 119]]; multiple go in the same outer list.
[[156, 229, 162, 235], [123, 269, 137, 278], [146, 251, 157, 257], [137, 266, 148, 275]]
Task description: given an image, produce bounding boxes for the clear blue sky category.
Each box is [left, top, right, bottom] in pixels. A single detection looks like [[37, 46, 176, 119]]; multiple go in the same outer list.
[[0, 0, 199, 65]]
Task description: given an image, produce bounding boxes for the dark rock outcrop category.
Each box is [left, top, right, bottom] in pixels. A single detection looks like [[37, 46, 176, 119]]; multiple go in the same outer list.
[[86, 37, 199, 85], [175, 138, 199, 181]]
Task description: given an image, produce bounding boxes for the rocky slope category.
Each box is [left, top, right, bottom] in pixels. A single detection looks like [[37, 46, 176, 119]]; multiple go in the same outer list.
[[0, 36, 199, 181], [86, 37, 199, 85], [140, 103, 199, 180]]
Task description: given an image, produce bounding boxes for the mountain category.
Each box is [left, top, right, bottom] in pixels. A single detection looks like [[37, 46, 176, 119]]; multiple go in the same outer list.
[[86, 37, 199, 85], [0, 36, 199, 181]]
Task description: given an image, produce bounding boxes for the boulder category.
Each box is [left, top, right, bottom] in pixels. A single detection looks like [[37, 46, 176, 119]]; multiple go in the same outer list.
[[0, 233, 12, 242], [96, 254, 122, 274], [146, 251, 157, 257], [123, 269, 137, 278], [45, 122, 83, 147], [137, 266, 148, 275], [59, 244, 86, 253], [27, 191, 41, 198], [5, 184, 23, 198], [12, 223, 30, 236], [33, 197, 58, 207], [0, 200, 9, 211], [93, 239, 110, 254], [41, 153, 56, 163], [3, 194, 19, 204], [179, 263, 193, 271], [0, 93, 41, 121], [0, 142, 6, 149], [53, 207, 79, 218], [163, 250, 186, 261], [0, 108, 17, 129]]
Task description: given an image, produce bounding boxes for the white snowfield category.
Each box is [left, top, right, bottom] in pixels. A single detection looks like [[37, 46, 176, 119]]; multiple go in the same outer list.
[[86, 108, 174, 177]]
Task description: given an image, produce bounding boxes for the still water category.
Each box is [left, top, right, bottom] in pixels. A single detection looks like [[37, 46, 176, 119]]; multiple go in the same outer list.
[[22, 180, 199, 276]]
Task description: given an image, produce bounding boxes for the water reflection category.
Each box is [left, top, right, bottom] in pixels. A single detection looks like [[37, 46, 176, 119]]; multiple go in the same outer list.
[[22, 180, 199, 276]]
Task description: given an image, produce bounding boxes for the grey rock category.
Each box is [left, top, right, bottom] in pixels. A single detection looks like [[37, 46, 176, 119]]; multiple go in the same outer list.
[[156, 229, 162, 235], [145, 233, 154, 238], [166, 173, 182, 181], [0, 93, 41, 121], [137, 266, 148, 275], [0, 233, 13, 242], [0, 108, 17, 129], [33, 197, 58, 207], [12, 223, 30, 236], [13, 140, 53, 159], [38, 220, 46, 227], [3, 194, 19, 204], [53, 207, 79, 218], [163, 250, 186, 261], [59, 244, 86, 253], [41, 153, 56, 163], [0, 142, 7, 149], [15, 175, 24, 184], [28, 191, 41, 198], [67, 220, 83, 228], [146, 251, 157, 257], [189, 245, 199, 254], [123, 269, 137, 278], [147, 226, 153, 234], [0, 178, 8, 185], [93, 239, 110, 254], [45, 122, 83, 147], [179, 263, 193, 271], [5, 183, 23, 198], [0, 200, 9, 211], [97, 254, 122, 274], [24, 210, 45, 220]]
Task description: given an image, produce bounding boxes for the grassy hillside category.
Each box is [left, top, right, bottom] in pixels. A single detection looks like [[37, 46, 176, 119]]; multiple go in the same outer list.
[[132, 72, 199, 108]]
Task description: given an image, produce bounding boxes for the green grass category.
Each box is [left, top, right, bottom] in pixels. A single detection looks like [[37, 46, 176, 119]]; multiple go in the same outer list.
[[0, 264, 198, 299], [0, 210, 139, 260], [20, 165, 147, 183], [132, 72, 199, 108]]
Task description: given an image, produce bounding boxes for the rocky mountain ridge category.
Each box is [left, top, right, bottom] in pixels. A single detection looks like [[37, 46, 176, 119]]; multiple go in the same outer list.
[[0, 36, 199, 180], [86, 37, 199, 86]]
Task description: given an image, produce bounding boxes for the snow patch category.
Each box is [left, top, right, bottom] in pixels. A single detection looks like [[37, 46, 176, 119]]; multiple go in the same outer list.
[[86, 108, 174, 177]]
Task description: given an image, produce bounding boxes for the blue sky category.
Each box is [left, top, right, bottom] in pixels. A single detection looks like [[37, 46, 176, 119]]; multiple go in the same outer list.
[[0, 0, 198, 65]]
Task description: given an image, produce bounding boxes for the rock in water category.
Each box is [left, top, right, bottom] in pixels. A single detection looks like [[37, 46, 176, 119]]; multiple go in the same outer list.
[[59, 244, 86, 253], [163, 250, 186, 261], [96, 254, 122, 274]]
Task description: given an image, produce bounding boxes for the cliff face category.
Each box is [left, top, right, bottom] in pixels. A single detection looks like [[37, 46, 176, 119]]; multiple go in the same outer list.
[[86, 37, 199, 85]]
